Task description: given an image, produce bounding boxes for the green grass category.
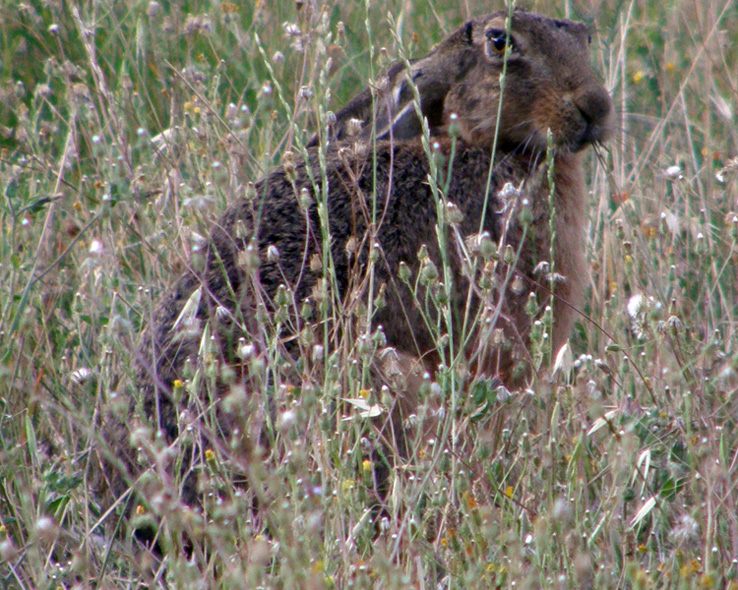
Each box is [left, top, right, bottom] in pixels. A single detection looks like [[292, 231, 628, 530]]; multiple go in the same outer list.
[[1, 0, 738, 588]]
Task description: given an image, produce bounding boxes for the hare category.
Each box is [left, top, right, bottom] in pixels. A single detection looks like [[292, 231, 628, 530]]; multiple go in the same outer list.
[[120, 9, 612, 532]]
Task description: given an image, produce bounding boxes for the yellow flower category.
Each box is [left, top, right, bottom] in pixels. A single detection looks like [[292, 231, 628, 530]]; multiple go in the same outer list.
[[342, 479, 355, 493]]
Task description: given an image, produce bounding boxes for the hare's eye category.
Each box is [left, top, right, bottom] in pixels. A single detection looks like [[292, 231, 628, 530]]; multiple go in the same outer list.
[[486, 29, 511, 56]]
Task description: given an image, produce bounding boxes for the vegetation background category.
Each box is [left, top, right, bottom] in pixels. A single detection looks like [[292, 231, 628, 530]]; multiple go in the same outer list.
[[1, 0, 737, 588]]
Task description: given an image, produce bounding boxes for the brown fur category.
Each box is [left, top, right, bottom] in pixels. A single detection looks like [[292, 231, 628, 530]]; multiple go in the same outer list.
[[116, 9, 613, 524]]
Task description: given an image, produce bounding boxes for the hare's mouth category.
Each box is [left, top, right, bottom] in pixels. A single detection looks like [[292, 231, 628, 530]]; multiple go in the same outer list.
[[516, 127, 601, 155], [539, 109, 613, 153], [563, 122, 612, 152], [504, 114, 611, 155]]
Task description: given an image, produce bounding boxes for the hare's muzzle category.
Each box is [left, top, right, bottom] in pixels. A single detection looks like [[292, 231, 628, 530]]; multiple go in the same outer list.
[[571, 84, 613, 150]]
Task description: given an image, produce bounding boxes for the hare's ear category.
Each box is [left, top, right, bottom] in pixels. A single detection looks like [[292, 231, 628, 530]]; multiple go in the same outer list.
[[309, 20, 476, 146]]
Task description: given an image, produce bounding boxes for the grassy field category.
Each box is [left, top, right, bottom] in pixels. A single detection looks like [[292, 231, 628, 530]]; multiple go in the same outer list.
[[1, 0, 738, 588]]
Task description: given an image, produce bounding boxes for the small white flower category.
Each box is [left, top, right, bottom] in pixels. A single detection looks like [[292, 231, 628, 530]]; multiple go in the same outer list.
[[346, 118, 363, 137], [236, 339, 255, 360], [35, 515, 59, 543], [533, 261, 550, 275], [498, 181, 522, 200], [670, 513, 699, 544], [0, 539, 17, 561], [664, 165, 682, 179], [282, 22, 301, 37], [146, 2, 160, 17], [88, 239, 104, 255], [627, 293, 644, 320], [495, 384, 512, 402], [70, 367, 93, 384], [278, 410, 297, 431], [267, 245, 280, 262]]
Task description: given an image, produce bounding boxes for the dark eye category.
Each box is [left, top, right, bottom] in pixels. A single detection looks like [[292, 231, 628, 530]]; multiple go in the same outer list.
[[486, 29, 512, 56]]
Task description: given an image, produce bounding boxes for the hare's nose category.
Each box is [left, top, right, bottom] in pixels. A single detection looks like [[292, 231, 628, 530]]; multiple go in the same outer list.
[[574, 85, 612, 128]]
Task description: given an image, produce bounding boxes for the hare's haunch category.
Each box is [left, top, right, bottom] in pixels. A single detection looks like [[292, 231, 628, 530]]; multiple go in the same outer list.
[[127, 9, 612, 517]]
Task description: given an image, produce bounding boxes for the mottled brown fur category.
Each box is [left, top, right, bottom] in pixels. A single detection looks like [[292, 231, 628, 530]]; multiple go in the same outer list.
[[117, 9, 613, 525]]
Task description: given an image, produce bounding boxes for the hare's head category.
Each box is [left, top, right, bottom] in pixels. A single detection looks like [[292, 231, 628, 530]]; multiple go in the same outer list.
[[323, 10, 613, 154]]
